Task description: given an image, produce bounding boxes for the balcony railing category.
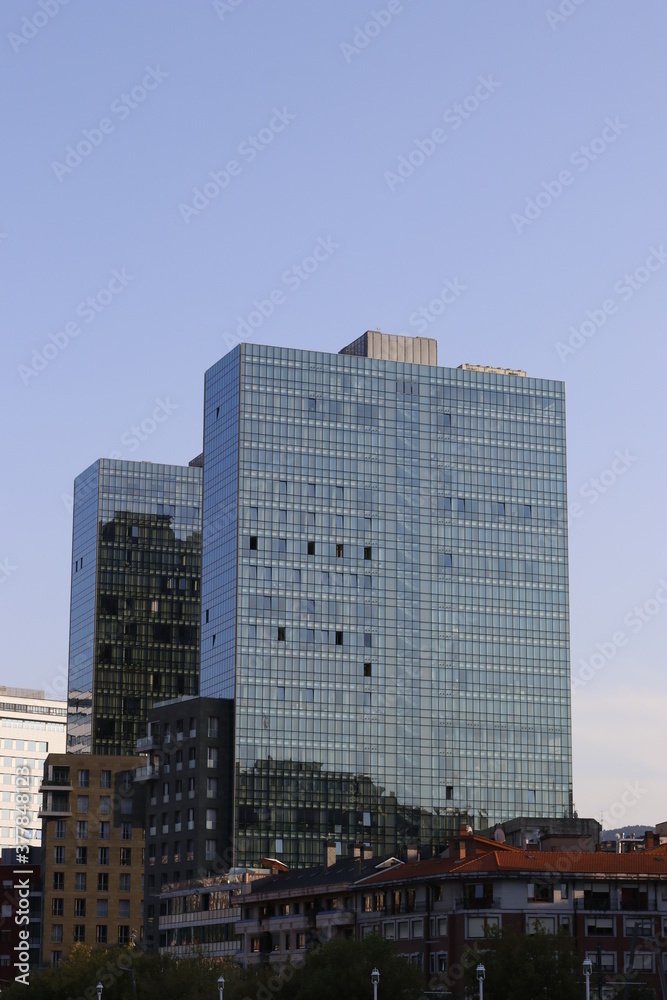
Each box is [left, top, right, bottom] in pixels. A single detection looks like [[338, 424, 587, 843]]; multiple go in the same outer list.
[[455, 898, 501, 911], [134, 764, 160, 782]]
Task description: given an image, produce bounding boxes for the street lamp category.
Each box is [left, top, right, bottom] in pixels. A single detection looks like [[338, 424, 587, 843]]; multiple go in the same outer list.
[[476, 963, 485, 1000], [96, 984, 103, 1000], [217, 974, 225, 1000], [371, 967, 380, 1000], [582, 957, 593, 1000]]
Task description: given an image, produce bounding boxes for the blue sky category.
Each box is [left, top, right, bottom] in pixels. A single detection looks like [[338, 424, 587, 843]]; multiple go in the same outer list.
[[1, 0, 665, 828]]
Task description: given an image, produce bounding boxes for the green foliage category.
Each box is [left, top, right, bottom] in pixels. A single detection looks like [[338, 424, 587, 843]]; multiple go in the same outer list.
[[463, 926, 582, 1000], [1, 937, 422, 1000], [279, 934, 424, 1000], [0, 945, 238, 1000]]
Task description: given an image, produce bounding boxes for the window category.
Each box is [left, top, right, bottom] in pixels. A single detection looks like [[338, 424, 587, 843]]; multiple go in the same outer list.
[[364, 633, 372, 647], [51, 925, 63, 943], [207, 717, 219, 738], [75, 819, 88, 839], [119, 899, 131, 917], [364, 546, 372, 560], [305, 689, 314, 703], [207, 778, 218, 798], [206, 839, 217, 861], [75, 873, 86, 891], [53, 872, 64, 890], [206, 809, 217, 830], [526, 916, 555, 934], [335, 631, 343, 645], [51, 898, 63, 916], [99, 821, 110, 840], [98, 848, 109, 866], [249, 536, 257, 550], [120, 848, 131, 866], [75, 846, 87, 865], [625, 917, 652, 936], [522, 504, 531, 518], [467, 915, 500, 938], [78, 770, 89, 788], [297, 933, 306, 949], [277, 626, 286, 641], [98, 873, 109, 892], [307, 541, 315, 555], [364, 663, 372, 677], [446, 785, 454, 800], [97, 900, 108, 918], [99, 796, 110, 814], [96, 925, 108, 944], [527, 882, 554, 903], [77, 795, 89, 813], [121, 822, 132, 840], [627, 953, 653, 972], [118, 926, 131, 945], [74, 899, 86, 917], [586, 917, 614, 936], [51, 951, 62, 967], [119, 874, 131, 892], [208, 747, 218, 768], [336, 544, 344, 558]]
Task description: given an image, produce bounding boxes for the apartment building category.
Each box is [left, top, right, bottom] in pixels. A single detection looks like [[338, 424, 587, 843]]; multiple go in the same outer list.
[[39, 753, 145, 965]]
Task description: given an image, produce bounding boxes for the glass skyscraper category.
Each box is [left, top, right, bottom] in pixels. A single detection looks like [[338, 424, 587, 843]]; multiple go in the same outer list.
[[201, 334, 572, 866], [67, 459, 202, 755]]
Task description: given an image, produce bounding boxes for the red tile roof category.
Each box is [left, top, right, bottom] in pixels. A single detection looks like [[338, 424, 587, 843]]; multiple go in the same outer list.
[[358, 846, 667, 884]]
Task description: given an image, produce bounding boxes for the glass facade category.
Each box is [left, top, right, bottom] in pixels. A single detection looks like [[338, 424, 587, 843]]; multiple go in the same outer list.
[[201, 342, 572, 866], [67, 459, 202, 755]]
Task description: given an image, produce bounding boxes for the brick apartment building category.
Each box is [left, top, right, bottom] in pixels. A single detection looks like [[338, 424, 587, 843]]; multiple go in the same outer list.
[[39, 754, 145, 965]]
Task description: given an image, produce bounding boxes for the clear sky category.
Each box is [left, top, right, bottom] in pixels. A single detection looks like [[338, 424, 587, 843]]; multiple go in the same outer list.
[[1, 0, 665, 829]]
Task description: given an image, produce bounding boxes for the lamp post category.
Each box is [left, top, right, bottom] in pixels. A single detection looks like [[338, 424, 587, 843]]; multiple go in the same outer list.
[[371, 967, 380, 1000], [476, 963, 485, 1000], [96, 984, 103, 1000], [582, 958, 593, 1000], [217, 974, 225, 1000]]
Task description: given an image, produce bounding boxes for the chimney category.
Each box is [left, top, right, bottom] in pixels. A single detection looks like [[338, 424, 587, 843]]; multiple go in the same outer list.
[[405, 846, 419, 863], [348, 843, 362, 860], [324, 840, 337, 868]]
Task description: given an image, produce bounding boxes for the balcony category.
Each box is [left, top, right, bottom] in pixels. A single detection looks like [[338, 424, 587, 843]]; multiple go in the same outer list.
[[316, 909, 355, 929], [136, 734, 161, 752], [40, 775, 72, 791], [134, 764, 161, 782]]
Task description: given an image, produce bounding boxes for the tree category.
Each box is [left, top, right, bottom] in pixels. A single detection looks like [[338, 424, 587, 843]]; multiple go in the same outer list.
[[463, 926, 582, 1000], [280, 934, 424, 1000]]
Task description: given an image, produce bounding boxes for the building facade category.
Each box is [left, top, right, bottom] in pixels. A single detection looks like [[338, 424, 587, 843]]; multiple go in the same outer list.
[[67, 458, 202, 755], [200, 334, 572, 867], [0, 848, 41, 987], [0, 687, 66, 852], [39, 753, 145, 966], [135, 695, 233, 951]]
